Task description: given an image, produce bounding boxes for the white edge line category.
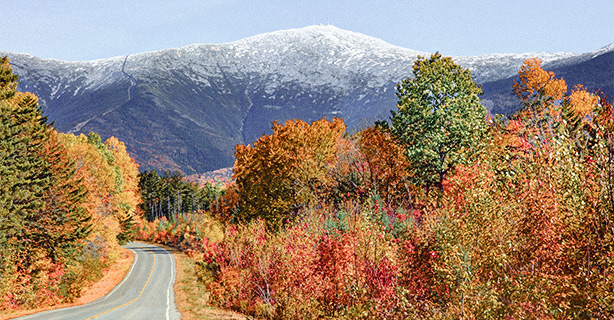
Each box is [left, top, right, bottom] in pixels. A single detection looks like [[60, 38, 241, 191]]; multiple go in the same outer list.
[[101, 246, 139, 301], [166, 247, 175, 320], [17, 245, 140, 319]]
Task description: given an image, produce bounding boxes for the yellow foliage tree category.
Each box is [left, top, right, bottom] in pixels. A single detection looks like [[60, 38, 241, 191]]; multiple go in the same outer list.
[[512, 58, 567, 144], [233, 118, 345, 229], [359, 126, 415, 203], [105, 136, 140, 243], [59, 133, 116, 217], [105, 137, 140, 213], [59, 132, 141, 248]]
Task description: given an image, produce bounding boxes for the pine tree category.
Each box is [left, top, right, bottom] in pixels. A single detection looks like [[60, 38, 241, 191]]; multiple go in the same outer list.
[[0, 57, 18, 100], [0, 58, 51, 253], [0, 57, 91, 306], [33, 131, 91, 262]]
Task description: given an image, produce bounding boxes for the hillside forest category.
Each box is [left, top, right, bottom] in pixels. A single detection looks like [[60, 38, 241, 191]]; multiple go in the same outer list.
[[0, 57, 141, 309], [1, 52, 613, 319]]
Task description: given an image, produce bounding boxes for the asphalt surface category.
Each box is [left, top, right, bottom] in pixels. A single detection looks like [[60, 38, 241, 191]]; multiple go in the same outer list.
[[16, 242, 181, 320]]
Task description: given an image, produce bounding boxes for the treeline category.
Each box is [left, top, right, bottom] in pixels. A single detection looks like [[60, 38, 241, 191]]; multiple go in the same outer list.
[[138, 170, 223, 222], [0, 57, 140, 311]]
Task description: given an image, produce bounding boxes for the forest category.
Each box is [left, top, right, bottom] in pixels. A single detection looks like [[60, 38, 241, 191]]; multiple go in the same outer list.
[[0, 57, 140, 310], [1, 51, 613, 319], [134, 54, 613, 319]]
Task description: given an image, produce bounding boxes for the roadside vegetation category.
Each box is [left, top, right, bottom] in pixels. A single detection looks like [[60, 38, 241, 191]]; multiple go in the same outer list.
[[0, 57, 140, 312], [135, 54, 613, 319], [2, 50, 612, 319], [152, 242, 246, 320]]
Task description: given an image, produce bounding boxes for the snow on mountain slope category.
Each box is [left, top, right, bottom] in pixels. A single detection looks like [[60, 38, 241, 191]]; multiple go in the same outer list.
[[1, 25, 610, 174], [120, 25, 426, 96], [455, 51, 576, 83], [7, 53, 124, 96], [541, 43, 614, 70], [3, 25, 588, 110], [120, 25, 579, 93]]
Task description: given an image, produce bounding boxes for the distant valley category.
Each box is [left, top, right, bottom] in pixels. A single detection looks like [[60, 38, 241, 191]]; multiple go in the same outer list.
[[2, 26, 612, 174]]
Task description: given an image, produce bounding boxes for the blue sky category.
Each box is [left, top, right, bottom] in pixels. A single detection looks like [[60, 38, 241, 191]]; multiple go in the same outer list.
[[2, 0, 613, 61]]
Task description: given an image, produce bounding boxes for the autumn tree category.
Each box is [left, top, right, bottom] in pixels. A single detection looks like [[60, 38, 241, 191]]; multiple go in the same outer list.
[[105, 136, 140, 243], [58, 132, 142, 245], [0, 57, 91, 307], [233, 118, 345, 229], [59, 133, 118, 219], [358, 125, 414, 203], [106, 136, 140, 215], [512, 57, 567, 144], [391, 53, 487, 191]]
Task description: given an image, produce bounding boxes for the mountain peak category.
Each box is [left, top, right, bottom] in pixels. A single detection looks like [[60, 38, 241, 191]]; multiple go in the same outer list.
[[284, 24, 346, 34], [227, 25, 427, 57], [4, 27, 611, 174], [235, 24, 368, 42]]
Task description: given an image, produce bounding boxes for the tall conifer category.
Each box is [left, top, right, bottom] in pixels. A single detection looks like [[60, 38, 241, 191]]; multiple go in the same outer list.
[[1, 57, 91, 306], [0, 59, 51, 252]]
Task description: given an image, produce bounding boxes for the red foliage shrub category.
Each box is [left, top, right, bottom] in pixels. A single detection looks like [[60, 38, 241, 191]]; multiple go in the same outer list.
[[138, 60, 613, 319]]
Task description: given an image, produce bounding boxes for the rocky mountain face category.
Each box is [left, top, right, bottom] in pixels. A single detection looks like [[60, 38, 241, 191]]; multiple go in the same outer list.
[[2, 26, 612, 174]]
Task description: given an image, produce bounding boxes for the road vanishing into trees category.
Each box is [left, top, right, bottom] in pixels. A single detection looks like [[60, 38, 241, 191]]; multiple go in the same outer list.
[[17, 242, 181, 320]]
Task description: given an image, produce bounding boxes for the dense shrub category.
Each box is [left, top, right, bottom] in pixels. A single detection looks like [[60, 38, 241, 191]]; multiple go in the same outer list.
[[142, 58, 613, 319], [187, 59, 613, 319]]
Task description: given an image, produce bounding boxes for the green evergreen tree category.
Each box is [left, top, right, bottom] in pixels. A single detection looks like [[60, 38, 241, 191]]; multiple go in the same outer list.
[[0, 57, 18, 100], [137, 169, 222, 221], [138, 170, 162, 220], [391, 53, 487, 191], [0, 58, 51, 253], [0, 57, 91, 305]]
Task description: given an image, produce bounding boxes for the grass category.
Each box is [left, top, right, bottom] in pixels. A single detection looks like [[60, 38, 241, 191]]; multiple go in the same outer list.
[[1, 246, 134, 320], [152, 242, 247, 320], [2, 242, 247, 320]]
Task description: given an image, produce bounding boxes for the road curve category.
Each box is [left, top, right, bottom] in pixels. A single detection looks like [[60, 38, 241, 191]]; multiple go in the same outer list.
[[16, 242, 181, 320]]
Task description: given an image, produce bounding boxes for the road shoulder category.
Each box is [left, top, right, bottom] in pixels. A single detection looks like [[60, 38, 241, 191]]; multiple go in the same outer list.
[[2, 247, 134, 320], [150, 243, 246, 320]]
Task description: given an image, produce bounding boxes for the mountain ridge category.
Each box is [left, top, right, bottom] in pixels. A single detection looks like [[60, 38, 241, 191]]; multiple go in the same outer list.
[[2, 25, 612, 174]]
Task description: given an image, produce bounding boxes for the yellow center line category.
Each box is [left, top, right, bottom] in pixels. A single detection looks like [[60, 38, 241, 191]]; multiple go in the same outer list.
[[86, 245, 155, 319]]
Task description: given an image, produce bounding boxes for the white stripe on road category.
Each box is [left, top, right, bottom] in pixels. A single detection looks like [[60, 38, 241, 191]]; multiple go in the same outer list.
[[166, 249, 176, 320], [102, 248, 139, 301], [86, 244, 156, 319]]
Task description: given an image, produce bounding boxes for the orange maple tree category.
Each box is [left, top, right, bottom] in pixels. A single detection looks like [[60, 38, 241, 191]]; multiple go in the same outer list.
[[233, 118, 345, 228]]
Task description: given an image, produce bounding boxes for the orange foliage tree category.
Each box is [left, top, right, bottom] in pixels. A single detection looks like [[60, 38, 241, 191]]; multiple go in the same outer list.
[[233, 118, 345, 228], [512, 57, 567, 143], [358, 125, 415, 204]]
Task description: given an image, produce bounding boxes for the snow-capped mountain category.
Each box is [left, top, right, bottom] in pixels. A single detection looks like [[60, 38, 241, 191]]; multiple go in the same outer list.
[[2, 26, 612, 174]]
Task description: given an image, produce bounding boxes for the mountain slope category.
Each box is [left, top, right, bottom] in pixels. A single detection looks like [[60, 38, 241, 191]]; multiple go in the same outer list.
[[480, 46, 614, 116], [3, 26, 612, 174]]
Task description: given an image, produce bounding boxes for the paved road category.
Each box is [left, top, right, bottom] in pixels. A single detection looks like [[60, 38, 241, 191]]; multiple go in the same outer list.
[[17, 242, 181, 320]]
